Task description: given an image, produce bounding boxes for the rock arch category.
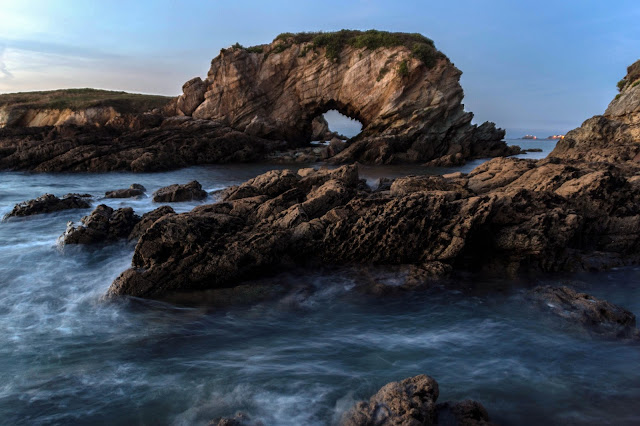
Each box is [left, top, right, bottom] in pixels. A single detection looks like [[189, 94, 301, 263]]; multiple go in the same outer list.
[[176, 31, 515, 165]]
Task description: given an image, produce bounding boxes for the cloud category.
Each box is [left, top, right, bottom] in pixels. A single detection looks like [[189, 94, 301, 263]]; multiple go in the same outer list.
[[0, 45, 14, 80]]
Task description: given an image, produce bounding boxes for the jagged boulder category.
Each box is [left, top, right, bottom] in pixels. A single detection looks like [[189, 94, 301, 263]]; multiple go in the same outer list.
[[152, 181, 208, 202], [64, 205, 140, 244], [341, 374, 494, 426], [4, 193, 91, 219], [175, 30, 515, 165], [104, 183, 146, 198], [63, 205, 176, 245]]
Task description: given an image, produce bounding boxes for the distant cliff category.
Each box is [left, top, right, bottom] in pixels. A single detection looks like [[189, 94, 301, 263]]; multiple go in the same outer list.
[[551, 59, 640, 162], [175, 30, 516, 165], [0, 89, 173, 128]]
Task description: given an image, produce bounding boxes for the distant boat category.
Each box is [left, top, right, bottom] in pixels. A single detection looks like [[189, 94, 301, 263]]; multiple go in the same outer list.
[[522, 135, 537, 140], [547, 135, 565, 140]]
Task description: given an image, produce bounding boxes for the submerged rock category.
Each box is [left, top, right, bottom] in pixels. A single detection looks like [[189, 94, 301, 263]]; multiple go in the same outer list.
[[212, 412, 262, 426], [4, 193, 91, 220], [341, 374, 493, 426], [152, 181, 208, 202], [104, 183, 146, 198], [527, 285, 640, 340]]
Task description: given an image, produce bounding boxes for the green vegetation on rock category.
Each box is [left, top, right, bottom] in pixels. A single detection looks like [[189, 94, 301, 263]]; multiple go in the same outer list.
[[397, 60, 409, 77], [0, 88, 172, 113], [617, 79, 627, 92], [271, 29, 443, 67]]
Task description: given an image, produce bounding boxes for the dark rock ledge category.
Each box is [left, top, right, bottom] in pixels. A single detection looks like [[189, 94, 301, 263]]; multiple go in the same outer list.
[[3, 193, 91, 220], [107, 156, 640, 299]]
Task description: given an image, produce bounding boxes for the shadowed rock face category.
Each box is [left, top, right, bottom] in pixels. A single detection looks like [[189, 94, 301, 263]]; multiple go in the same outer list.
[[176, 31, 513, 165]]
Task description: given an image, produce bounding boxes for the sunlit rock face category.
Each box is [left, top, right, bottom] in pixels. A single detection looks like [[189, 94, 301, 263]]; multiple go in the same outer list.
[[176, 31, 513, 165]]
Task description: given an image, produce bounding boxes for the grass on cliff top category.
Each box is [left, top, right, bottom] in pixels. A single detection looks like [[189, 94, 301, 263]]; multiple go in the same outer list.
[[269, 29, 443, 67], [0, 88, 173, 113]]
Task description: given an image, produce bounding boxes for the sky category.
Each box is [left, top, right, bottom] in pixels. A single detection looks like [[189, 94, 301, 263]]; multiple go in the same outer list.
[[0, 1, 638, 137]]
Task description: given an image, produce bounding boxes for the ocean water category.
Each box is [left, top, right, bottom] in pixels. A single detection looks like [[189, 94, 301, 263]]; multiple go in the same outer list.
[[1, 154, 639, 425]]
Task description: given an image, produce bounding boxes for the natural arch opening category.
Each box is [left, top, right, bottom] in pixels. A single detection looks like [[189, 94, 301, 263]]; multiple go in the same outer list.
[[310, 109, 363, 145]]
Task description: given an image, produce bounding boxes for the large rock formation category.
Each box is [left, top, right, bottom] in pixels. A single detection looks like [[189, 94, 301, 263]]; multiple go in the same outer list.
[[108, 155, 640, 299], [175, 30, 516, 165], [551, 59, 640, 163]]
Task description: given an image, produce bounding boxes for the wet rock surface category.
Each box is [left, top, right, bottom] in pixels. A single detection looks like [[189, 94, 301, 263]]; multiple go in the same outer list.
[[4, 193, 91, 219], [104, 183, 147, 198], [341, 374, 493, 426], [152, 180, 207, 202], [64, 205, 176, 245], [108, 148, 640, 299], [528, 285, 640, 340]]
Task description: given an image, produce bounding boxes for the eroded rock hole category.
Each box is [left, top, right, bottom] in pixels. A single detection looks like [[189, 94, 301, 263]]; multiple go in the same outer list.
[[312, 109, 363, 143]]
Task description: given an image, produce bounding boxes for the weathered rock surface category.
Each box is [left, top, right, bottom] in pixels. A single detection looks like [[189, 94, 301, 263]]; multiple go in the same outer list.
[[528, 286, 640, 340], [4, 193, 91, 219], [175, 31, 516, 165], [128, 206, 175, 241], [64, 205, 176, 245], [341, 374, 493, 426], [64, 205, 140, 244], [152, 180, 207, 202], [104, 184, 146, 199], [551, 59, 640, 163], [0, 118, 282, 172], [107, 150, 640, 299]]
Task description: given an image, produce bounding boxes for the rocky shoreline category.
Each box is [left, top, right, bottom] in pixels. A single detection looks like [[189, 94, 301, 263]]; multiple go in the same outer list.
[[1, 35, 639, 425], [0, 31, 520, 173]]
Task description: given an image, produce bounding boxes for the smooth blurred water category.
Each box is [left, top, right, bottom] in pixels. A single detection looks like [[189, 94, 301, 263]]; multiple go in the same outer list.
[[1, 156, 639, 426]]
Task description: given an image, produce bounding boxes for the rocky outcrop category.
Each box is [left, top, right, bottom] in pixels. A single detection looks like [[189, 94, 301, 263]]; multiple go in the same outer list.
[[4, 193, 91, 220], [341, 374, 493, 426], [0, 88, 172, 128], [63, 205, 175, 245], [152, 181, 207, 202], [107, 149, 640, 298], [175, 30, 516, 165], [104, 184, 146, 199], [528, 286, 640, 340], [551, 58, 640, 163], [0, 118, 282, 172]]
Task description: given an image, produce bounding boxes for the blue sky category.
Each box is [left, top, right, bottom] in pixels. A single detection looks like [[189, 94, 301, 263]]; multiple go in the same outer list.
[[0, 0, 638, 137]]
